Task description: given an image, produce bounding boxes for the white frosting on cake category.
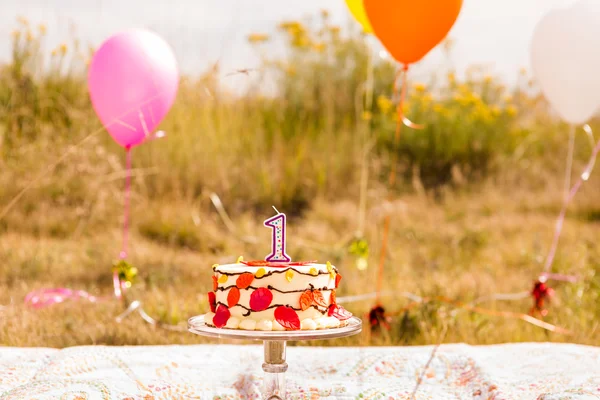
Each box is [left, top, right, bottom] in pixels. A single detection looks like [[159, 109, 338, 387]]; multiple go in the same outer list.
[[205, 262, 345, 330]]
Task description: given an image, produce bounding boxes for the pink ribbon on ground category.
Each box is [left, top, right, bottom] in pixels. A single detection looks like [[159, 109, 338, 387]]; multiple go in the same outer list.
[[24, 289, 100, 309]]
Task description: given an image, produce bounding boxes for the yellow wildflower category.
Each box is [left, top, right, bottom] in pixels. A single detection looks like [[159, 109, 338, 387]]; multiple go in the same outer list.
[[25, 30, 34, 42], [377, 95, 393, 114], [483, 75, 493, 84], [447, 71, 456, 84], [503, 95, 513, 103], [247, 33, 269, 44], [442, 37, 454, 53], [329, 25, 341, 34], [38, 23, 47, 35], [361, 111, 372, 121], [59, 43, 68, 55], [10, 30, 21, 39], [286, 65, 296, 76], [321, 9, 330, 19], [413, 82, 427, 93], [519, 67, 527, 76], [506, 105, 517, 116], [491, 105, 501, 117], [17, 16, 29, 26], [312, 42, 326, 53]]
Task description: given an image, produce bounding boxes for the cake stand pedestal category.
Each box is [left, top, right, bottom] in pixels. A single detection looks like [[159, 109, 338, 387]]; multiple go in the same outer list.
[[188, 315, 362, 399]]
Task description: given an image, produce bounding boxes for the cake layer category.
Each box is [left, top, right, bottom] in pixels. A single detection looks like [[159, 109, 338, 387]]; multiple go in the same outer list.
[[206, 261, 346, 330]]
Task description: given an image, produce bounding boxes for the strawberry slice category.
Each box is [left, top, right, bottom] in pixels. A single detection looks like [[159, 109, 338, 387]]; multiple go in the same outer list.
[[274, 306, 301, 330], [328, 304, 352, 321], [213, 304, 230, 328], [207, 292, 216, 313], [249, 287, 273, 311]]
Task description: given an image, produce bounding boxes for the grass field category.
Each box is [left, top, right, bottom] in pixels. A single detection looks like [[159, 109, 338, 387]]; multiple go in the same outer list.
[[0, 15, 599, 347]]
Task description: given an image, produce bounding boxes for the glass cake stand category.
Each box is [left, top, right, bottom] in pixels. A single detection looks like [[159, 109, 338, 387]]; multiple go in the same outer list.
[[188, 315, 362, 399]]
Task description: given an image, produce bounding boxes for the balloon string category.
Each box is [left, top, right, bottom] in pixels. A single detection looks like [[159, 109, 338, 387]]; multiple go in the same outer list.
[[114, 146, 132, 298], [375, 65, 409, 303], [542, 126, 600, 274]]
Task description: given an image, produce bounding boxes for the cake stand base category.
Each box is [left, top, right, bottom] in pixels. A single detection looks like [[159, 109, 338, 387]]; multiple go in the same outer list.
[[188, 315, 362, 399]]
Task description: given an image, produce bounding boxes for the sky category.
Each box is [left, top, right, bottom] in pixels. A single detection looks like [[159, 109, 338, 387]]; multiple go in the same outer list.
[[0, 0, 580, 84]]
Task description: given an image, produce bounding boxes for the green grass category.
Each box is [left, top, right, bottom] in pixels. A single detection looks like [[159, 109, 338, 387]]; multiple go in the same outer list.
[[0, 14, 599, 347]]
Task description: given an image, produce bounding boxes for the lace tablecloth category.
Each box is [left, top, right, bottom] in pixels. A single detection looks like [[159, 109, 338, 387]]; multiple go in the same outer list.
[[0, 343, 598, 399]]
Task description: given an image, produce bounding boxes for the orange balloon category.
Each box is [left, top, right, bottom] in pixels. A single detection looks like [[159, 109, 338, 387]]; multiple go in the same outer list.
[[364, 0, 463, 65]]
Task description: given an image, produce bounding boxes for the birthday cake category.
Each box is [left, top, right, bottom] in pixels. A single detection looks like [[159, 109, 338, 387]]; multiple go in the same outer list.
[[204, 211, 352, 331]]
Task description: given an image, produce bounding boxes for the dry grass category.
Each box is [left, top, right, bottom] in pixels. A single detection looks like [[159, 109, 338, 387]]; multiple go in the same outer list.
[[1, 176, 599, 347], [0, 14, 599, 348]]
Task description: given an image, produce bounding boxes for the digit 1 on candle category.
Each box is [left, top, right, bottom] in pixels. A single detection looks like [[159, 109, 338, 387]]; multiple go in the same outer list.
[[264, 211, 291, 262]]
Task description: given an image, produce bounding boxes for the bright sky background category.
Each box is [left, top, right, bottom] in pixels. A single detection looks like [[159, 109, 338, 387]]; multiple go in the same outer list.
[[0, 0, 579, 84]]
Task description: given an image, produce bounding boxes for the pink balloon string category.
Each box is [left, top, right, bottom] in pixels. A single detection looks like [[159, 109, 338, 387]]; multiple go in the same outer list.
[[541, 126, 600, 278]]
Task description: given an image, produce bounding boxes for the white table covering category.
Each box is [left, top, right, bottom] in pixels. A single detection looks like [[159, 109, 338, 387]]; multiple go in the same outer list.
[[0, 343, 598, 399]]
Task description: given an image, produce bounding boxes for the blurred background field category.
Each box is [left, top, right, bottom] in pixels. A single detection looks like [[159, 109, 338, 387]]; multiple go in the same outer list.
[[0, 12, 599, 348]]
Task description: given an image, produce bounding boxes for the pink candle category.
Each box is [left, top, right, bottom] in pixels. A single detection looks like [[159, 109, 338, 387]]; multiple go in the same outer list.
[[264, 210, 291, 262]]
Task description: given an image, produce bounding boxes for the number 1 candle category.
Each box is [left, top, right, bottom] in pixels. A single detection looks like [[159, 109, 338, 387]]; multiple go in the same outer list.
[[264, 208, 291, 262]]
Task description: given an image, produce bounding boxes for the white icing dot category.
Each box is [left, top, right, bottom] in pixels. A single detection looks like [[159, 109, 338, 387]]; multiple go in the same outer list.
[[301, 319, 317, 330], [226, 317, 240, 329], [272, 320, 286, 331], [326, 317, 341, 328], [239, 319, 257, 330], [256, 320, 273, 331], [205, 312, 215, 326], [315, 317, 329, 329]]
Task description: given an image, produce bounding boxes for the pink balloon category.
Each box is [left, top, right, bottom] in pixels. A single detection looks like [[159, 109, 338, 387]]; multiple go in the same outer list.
[[88, 29, 179, 148]]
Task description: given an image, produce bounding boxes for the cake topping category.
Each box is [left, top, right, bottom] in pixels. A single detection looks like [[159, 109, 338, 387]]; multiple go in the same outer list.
[[207, 292, 216, 313], [236, 256, 244, 263], [212, 276, 218, 291], [218, 274, 228, 284], [312, 290, 328, 308], [255, 268, 266, 278], [299, 290, 314, 311], [326, 261, 335, 279], [249, 287, 273, 311], [335, 273, 342, 288], [227, 287, 240, 307], [285, 270, 294, 282], [236, 272, 254, 289], [212, 264, 219, 271], [213, 304, 231, 328], [308, 267, 318, 276], [328, 304, 352, 321], [274, 306, 301, 330], [330, 290, 336, 305]]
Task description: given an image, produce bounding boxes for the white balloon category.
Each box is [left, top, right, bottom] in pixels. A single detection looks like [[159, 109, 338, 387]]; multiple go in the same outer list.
[[530, 0, 600, 125]]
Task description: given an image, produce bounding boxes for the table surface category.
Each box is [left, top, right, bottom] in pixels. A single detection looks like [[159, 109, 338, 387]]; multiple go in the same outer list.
[[0, 342, 598, 399]]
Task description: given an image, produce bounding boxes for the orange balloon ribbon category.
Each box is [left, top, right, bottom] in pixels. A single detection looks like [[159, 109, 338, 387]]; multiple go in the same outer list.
[[364, 0, 463, 65]]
